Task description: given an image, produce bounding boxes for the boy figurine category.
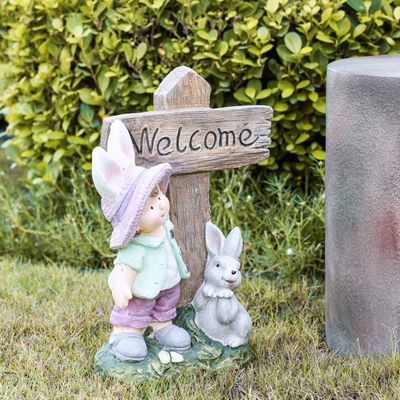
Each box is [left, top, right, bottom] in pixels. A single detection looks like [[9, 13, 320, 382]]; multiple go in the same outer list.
[[91, 120, 191, 362]]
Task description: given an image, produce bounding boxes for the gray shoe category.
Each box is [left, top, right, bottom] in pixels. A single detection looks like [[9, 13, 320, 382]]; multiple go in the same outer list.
[[109, 332, 148, 362], [154, 324, 191, 352]]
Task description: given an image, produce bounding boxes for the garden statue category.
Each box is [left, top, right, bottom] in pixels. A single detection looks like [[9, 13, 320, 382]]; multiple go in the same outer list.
[[92, 120, 191, 362], [93, 66, 272, 381], [193, 222, 252, 347]]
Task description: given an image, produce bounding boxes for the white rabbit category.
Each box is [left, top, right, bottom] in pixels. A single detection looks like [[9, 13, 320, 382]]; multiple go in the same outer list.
[[192, 221, 252, 348]]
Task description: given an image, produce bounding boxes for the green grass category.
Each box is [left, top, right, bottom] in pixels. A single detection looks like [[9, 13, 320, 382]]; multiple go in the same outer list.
[[1, 257, 400, 400], [0, 162, 325, 280]]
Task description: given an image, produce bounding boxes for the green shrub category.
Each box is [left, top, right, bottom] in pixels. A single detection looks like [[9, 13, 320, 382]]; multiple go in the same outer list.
[[0, 0, 399, 184]]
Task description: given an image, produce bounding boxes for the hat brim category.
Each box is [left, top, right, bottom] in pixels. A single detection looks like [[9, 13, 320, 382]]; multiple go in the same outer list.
[[109, 163, 172, 250]]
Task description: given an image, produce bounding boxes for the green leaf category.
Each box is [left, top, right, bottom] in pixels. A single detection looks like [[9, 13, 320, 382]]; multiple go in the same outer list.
[[247, 79, 262, 92], [296, 80, 310, 89], [287, 143, 295, 151], [300, 46, 313, 55], [255, 88, 272, 100], [347, 0, 364, 11], [274, 102, 289, 112], [136, 42, 147, 61], [394, 6, 400, 21], [47, 131, 66, 140], [197, 30, 209, 41], [52, 18, 63, 31], [152, 0, 165, 9], [203, 52, 219, 60], [304, 62, 319, 69], [311, 149, 326, 160], [53, 149, 65, 162], [246, 18, 258, 31], [80, 103, 94, 122], [284, 32, 302, 54], [347, 0, 381, 12], [278, 81, 294, 98], [369, 0, 382, 12], [321, 8, 332, 24], [266, 0, 279, 13], [276, 45, 292, 61], [335, 17, 351, 37], [260, 44, 273, 54], [208, 29, 218, 41], [295, 133, 310, 144], [21, 149, 35, 158], [78, 88, 103, 105], [60, 47, 72, 73], [245, 86, 256, 99], [66, 15, 83, 37], [313, 98, 326, 113], [386, 37, 395, 46], [257, 27, 269, 41], [316, 31, 334, 43], [233, 88, 252, 104], [282, 88, 294, 98], [309, 92, 319, 102], [218, 41, 229, 56], [67, 136, 90, 145], [97, 65, 110, 95], [353, 24, 366, 38]]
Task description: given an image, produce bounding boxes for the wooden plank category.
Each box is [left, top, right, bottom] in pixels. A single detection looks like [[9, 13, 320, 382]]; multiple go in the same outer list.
[[100, 105, 272, 175]]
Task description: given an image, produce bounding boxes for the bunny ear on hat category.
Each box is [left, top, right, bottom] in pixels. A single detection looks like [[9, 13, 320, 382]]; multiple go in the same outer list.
[[107, 120, 135, 169], [91, 146, 123, 201], [92, 118, 173, 249]]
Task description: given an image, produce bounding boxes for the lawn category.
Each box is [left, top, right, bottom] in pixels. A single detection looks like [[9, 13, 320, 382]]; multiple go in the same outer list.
[[1, 257, 400, 399]]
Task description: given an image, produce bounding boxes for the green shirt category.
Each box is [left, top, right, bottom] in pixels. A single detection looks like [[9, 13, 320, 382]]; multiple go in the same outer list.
[[114, 219, 190, 299]]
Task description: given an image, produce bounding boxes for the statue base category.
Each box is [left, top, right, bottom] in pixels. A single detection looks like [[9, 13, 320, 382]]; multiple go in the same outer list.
[[94, 304, 252, 382]]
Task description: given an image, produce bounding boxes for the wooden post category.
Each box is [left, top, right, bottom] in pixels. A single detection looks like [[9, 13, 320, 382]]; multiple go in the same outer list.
[[153, 67, 211, 305], [101, 66, 273, 305]]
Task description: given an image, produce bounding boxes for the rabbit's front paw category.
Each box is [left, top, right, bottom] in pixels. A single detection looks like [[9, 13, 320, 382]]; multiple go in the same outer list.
[[226, 336, 245, 348], [220, 289, 233, 298], [202, 284, 217, 298]]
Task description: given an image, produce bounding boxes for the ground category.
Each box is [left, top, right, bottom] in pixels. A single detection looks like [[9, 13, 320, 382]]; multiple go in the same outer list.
[[0, 257, 399, 400]]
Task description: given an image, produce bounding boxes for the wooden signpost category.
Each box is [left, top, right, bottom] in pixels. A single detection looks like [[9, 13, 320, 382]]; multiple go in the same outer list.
[[100, 66, 272, 305]]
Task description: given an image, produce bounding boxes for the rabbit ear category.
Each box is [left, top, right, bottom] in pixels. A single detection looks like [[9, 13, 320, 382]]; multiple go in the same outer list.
[[92, 146, 123, 201], [107, 120, 135, 169], [205, 221, 225, 258], [222, 227, 243, 259]]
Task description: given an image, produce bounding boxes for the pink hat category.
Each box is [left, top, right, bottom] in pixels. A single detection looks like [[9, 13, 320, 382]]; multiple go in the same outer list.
[[92, 120, 172, 250]]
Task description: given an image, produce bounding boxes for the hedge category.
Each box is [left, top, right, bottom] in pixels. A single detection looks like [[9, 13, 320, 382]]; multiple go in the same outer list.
[[0, 0, 399, 185]]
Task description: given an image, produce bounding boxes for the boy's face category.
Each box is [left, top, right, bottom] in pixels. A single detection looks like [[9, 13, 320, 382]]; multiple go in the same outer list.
[[138, 187, 170, 234]]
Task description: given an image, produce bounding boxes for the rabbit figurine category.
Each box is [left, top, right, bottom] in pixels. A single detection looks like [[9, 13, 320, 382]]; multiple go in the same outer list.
[[192, 221, 252, 348]]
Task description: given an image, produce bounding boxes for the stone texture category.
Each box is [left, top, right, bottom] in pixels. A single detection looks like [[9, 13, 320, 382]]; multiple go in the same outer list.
[[326, 54, 400, 354]]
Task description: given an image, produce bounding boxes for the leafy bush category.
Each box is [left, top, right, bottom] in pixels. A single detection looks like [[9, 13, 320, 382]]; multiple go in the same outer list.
[[0, 161, 325, 279], [0, 0, 399, 184]]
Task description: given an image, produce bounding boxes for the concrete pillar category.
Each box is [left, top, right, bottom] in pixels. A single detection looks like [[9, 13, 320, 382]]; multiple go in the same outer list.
[[326, 55, 400, 354]]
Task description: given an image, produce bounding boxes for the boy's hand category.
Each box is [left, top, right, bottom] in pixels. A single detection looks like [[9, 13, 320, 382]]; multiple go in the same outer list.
[[108, 264, 137, 309]]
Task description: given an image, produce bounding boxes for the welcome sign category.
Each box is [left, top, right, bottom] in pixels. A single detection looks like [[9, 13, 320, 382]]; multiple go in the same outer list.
[[101, 106, 272, 174]]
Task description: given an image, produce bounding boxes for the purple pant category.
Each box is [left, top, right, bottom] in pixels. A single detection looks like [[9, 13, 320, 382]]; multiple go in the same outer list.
[[110, 283, 180, 329]]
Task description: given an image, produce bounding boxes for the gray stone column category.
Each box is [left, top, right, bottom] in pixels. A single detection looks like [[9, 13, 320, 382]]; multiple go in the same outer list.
[[326, 55, 400, 354]]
